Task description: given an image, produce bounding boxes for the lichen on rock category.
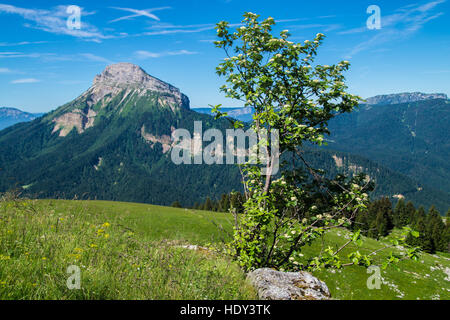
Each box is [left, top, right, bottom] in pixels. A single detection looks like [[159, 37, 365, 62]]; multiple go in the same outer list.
[[247, 268, 331, 300]]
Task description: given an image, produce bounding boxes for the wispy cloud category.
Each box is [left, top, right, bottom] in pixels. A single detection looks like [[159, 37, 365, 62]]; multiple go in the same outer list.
[[143, 23, 217, 36], [109, 7, 171, 23], [0, 41, 48, 47], [79, 53, 114, 64], [0, 51, 114, 65], [342, 0, 446, 58], [0, 4, 109, 42], [0, 67, 11, 73], [287, 23, 342, 32], [0, 51, 54, 59], [11, 78, 40, 84], [135, 50, 199, 59], [140, 18, 301, 37]]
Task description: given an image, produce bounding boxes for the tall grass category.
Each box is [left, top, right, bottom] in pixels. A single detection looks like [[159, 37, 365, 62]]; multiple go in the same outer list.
[[0, 198, 256, 300]]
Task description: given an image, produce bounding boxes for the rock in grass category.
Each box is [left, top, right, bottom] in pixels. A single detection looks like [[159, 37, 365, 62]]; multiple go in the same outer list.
[[247, 268, 331, 300]]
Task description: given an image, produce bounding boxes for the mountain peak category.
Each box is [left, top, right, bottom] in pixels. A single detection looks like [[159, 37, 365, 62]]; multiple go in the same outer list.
[[87, 62, 189, 109], [49, 63, 190, 137], [93, 63, 149, 86], [365, 92, 448, 105]]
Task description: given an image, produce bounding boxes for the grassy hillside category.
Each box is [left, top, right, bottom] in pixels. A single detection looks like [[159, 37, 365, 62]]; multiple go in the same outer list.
[[1, 199, 449, 300], [0, 199, 254, 300]]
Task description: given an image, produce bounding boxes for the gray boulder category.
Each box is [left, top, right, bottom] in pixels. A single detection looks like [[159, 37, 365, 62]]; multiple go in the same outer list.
[[247, 268, 331, 300]]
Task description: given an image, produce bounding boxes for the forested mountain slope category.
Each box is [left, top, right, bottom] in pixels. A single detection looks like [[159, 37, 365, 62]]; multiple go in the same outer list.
[[0, 65, 447, 211]]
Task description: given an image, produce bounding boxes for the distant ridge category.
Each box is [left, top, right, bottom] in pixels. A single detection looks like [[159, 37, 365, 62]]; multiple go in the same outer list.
[[365, 92, 448, 105], [194, 106, 254, 122], [0, 107, 43, 130]]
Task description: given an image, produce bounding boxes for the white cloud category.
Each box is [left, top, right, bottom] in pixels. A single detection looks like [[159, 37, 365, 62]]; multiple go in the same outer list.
[[135, 51, 161, 59], [0, 67, 11, 73], [144, 25, 216, 36], [109, 7, 171, 23], [79, 53, 114, 64], [0, 41, 48, 47], [0, 4, 109, 42], [139, 18, 298, 38], [0, 52, 54, 59], [135, 50, 199, 59], [11, 78, 40, 84]]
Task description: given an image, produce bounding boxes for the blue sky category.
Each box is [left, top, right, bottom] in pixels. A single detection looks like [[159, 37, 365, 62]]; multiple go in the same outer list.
[[0, 0, 449, 113]]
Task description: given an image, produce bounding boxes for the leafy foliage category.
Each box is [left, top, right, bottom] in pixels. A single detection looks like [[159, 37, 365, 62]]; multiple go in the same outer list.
[[212, 13, 421, 272]]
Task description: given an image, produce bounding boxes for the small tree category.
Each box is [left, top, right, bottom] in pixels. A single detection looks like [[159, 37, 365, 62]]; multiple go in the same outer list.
[[412, 206, 426, 225], [213, 12, 420, 271], [404, 201, 416, 225], [219, 194, 231, 212], [393, 199, 407, 228], [407, 217, 432, 252], [427, 206, 446, 252], [445, 209, 450, 252], [203, 197, 213, 211], [171, 201, 182, 208]]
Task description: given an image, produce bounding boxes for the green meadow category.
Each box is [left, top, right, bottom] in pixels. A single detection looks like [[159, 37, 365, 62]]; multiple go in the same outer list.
[[0, 199, 449, 300]]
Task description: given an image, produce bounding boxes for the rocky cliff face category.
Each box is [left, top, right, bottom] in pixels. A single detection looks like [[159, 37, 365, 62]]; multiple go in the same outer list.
[[51, 63, 190, 137], [365, 92, 448, 105], [89, 63, 190, 109]]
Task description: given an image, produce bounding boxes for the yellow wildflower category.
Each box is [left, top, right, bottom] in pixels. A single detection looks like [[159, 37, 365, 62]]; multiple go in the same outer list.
[[67, 253, 81, 260]]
